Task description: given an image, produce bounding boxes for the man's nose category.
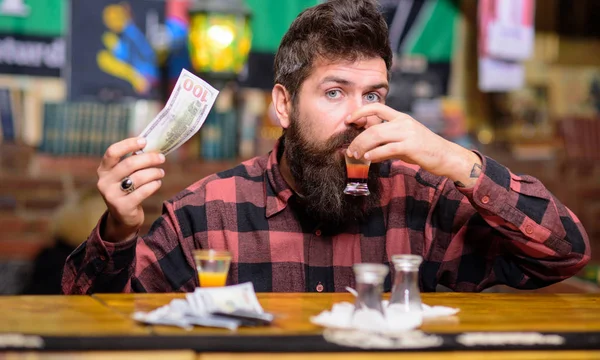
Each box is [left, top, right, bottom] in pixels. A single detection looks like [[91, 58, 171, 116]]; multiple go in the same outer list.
[[347, 96, 368, 129]]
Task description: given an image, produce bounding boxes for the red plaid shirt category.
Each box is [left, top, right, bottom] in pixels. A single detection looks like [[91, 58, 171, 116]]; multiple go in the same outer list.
[[62, 140, 590, 294]]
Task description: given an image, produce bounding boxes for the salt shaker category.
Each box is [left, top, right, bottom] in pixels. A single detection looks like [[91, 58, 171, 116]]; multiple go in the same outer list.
[[352, 263, 389, 315], [388, 254, 423, 312]]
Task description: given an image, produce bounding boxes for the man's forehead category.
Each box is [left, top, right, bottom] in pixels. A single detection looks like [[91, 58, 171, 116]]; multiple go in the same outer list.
[[310, 57, 388, 84]]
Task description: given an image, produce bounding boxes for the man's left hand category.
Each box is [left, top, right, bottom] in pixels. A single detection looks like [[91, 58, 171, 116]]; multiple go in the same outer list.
[[345, 103, 482, 188]]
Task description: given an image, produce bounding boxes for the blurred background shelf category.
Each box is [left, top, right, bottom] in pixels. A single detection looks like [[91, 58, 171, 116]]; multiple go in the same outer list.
[[0, 0, 599, 294]]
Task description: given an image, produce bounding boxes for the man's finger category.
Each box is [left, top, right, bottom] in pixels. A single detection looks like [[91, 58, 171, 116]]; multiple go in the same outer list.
[[346, 124, 391, 158], [128, 179, 163, 204], [108, 152, 165, 183], [99, 137, 147, 171], [345, 103, 406, 125], [118, 168, 165, 196], [347, 122, 408, 159], [363, 142, 408, 163]]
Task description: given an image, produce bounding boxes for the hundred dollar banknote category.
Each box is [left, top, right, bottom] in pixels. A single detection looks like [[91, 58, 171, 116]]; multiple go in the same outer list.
[[189, 282, 264, 314], [132, 282, 266, 330], [137, 68, 219, 155]]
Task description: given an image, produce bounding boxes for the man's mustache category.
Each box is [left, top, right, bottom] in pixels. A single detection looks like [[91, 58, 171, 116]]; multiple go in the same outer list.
[[323, 127, 363, 154]]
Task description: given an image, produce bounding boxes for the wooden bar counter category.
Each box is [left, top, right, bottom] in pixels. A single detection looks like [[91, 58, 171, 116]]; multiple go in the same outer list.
[[1, 293, 600, 359]]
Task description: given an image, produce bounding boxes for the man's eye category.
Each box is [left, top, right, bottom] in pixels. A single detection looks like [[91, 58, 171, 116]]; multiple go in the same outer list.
[[326, 90, 341, 99], [365, 93, 380, 102]]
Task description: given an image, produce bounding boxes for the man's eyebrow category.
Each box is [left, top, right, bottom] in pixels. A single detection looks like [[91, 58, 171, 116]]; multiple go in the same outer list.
[[369, 83, 389, 92], [320, 76, 353, 86], [319, 76, 389, 91]]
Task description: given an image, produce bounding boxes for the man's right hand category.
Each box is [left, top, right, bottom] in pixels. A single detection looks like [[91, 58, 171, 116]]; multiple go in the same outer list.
[[97, 137, 166, 243]]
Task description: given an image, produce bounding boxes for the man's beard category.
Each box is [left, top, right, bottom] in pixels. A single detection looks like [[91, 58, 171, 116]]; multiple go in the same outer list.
[[283, 111, 382, 230]]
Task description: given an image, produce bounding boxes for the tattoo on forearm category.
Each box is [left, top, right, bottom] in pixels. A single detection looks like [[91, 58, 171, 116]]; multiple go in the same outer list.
[[470, 163, 482, 178], [454, 181, 466, 188], [454, 163, 481, 188]]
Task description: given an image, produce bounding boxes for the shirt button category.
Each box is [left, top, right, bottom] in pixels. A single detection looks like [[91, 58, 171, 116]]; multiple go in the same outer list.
[[316, 283, 324, 292], [315, 230, 322, 236], [481, 195, 490, 204], [525, 224, 534, 234]]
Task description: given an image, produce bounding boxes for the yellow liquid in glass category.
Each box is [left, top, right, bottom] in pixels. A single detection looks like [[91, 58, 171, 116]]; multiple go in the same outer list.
[[198, 272, 228, 287]]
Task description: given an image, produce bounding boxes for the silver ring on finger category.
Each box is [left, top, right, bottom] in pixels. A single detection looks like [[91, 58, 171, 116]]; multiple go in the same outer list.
[[120, 176, 136, 194]]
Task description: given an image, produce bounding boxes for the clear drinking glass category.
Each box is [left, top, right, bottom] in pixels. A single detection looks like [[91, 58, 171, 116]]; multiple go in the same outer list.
[[352, 263, 389, 315], [388, 254, 423, 312], [343, 153, 371, 196], [193, 249, 231, 287]]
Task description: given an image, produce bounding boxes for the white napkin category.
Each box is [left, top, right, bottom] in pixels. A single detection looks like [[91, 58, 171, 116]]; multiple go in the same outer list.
[[420, 303, 461, 318], [311, 301, 459, 334]]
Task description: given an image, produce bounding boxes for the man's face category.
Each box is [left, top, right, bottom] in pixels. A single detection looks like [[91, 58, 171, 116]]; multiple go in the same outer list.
[[291, 57, 389, 149], [283, 57, 389, 228]]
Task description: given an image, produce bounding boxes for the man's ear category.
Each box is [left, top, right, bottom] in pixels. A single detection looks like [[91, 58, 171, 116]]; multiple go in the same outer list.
[[272, 84, 292, 129]]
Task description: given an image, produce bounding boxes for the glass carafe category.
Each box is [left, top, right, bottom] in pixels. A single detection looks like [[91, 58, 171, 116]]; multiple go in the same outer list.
[[388, 254, 423, 312], [352, 263, 389, 315]]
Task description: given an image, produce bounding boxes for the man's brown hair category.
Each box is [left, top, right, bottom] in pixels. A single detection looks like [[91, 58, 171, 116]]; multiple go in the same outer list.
[[273, 0, 393, 102]]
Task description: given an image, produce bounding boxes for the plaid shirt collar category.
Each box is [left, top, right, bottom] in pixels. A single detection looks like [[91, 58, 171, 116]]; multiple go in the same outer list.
[[264, 138, 295, 218]]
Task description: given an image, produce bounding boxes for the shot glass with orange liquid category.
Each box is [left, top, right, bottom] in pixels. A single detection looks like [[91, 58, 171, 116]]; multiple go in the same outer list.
[[193, 249, 231, 287], [343, 153, 371, 196]]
